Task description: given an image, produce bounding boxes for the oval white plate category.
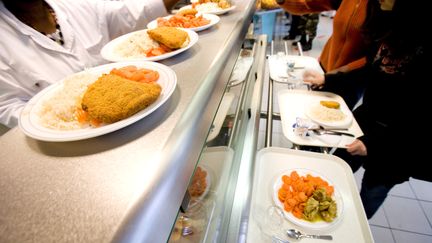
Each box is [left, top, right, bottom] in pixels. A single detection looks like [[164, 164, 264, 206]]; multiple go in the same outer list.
[[272, 168, 344, 231], [305, 100, 353, 129], [100, 28, 198, 62], [179, 4, 236, 15], [147, 13, 220, 32], [19, 61, 177, 142]]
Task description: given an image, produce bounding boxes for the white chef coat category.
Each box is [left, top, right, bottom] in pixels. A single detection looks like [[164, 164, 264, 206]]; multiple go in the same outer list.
[[0, 0, 168, 128]]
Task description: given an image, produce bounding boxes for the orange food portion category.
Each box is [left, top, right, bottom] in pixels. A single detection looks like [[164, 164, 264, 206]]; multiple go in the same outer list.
[[277, 171, 334, 219], [142, 43, 172, 57], [157, 12, 210, 28], [189, 166, 208, 197], [110, 65, 160, 83], [75, 106, 102, 127]]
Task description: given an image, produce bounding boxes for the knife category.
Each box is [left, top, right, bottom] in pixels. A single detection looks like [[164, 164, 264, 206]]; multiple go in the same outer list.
[[312, 129, 355, 137]]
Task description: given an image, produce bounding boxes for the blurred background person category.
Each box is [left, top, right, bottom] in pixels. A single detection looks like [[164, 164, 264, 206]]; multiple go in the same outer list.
[[277, 0, 368, 73], [293, 13, 319, 51], [283, 13, 300, 40], [277, 0, 369, 108], [277, 0, 369, 109]]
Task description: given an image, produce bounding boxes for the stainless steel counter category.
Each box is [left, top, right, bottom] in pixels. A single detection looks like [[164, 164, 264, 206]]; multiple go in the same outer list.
[[0, 1, 255, 242]]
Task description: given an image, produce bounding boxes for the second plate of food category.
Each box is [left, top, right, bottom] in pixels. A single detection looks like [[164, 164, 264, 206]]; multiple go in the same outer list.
[[305, 99, 353, 129], [147, 12, 220, 32], [100, 27, 198, 62], [179, 3, 236, 15], [272, 168, 344, 231]]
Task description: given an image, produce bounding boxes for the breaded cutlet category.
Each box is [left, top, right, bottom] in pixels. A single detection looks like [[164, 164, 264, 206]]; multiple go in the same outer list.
[[177, 8, 198, 16], [147, 27, 189, 49], [81, 74, 161, 123]]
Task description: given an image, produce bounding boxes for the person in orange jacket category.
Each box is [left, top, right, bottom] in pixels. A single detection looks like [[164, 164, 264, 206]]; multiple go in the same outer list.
[[276, 0, 368, 73], [276, 0, 369, 108]]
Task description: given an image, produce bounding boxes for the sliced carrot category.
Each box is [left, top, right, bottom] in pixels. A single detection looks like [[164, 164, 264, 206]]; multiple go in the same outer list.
[[278, 188, 287, 202], [284, 201, 294, 212], [75, 107, 88, 124], [110, 66, 160, 83], [75, 107, 101, 127], [89, 118, 102, 127], [282, 175, 290, 184], [298, 191, 308, 202]]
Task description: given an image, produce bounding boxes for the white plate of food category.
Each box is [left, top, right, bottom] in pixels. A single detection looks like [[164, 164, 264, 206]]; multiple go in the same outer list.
[[100, 28, 198, 62], [180, 3, 236, 15], [305, 99, 353, 129], [278, 90, 362, 148], [147, 12, 220, 32], [272, 168, 343, 231], [19, 61, 177, 142], [188, 165, 211, 208]]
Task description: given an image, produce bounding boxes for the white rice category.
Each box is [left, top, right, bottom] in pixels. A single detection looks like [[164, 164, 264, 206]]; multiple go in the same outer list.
[[37, 72, 98, 130], [195, 3, 223, 12], [114, 31, 160, 58], [309, 104, 346, 122]]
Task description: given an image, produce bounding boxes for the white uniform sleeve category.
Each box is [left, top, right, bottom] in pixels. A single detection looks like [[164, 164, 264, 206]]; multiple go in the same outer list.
[[90, 0, 168, 39], [123, 0, 168, 28], [0, 70, 27, 128]]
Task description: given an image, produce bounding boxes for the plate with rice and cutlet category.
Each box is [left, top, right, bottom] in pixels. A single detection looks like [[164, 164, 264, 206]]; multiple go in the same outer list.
[[181, 0, 236, 15], [100, 27, 198, 62], [19, 61, 176, 142]]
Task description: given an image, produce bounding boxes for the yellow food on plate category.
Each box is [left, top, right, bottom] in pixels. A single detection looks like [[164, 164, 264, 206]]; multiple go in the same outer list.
[[309, 103, 346, 122], [177, 8, 198, 16], [81, 74, 161, 124], [198, 0, 231, 8], [147, 27, 189, 49], [320, 100, 340, 109]]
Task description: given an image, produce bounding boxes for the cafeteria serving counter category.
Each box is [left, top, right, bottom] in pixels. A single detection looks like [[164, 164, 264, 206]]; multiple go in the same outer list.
[[0, 1, 261, 242]]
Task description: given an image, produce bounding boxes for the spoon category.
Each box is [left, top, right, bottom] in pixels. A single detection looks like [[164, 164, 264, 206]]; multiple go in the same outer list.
[[286, 229, 333, 240]]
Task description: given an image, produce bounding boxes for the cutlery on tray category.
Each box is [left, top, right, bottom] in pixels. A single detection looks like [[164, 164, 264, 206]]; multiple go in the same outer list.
[[312, 129, 354, 137], [308, 127, 354, 137], [286, 229, 333, 240]]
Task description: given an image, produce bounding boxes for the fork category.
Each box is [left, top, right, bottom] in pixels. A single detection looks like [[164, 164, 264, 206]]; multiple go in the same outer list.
[[312, 129, 354, 137]]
